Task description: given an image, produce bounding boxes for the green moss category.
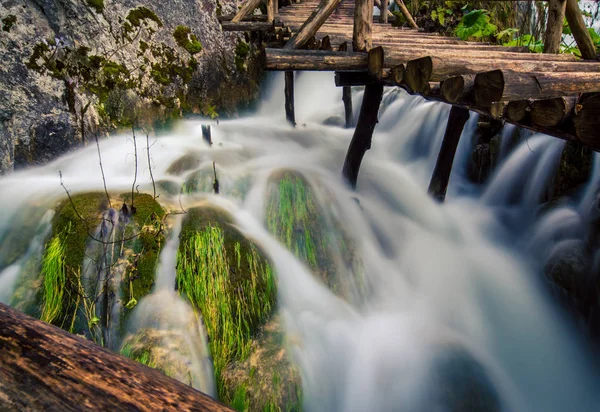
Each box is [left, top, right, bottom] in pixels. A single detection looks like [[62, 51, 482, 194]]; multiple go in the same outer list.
[[156, 180, 182, 196], [126, 7, 163, 28], [2, 15, 17, 32], [235, 40, 250, 71], [173, 26, 203, 55], [86, 0, 104, 14], [166, 153, 202, 176], [183, 169, 214, 193], [177, 207, 276, 399]]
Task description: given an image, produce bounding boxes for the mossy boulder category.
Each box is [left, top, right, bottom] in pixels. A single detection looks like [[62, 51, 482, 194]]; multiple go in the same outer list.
[[166, 153, 204, 176], [156, 180, 182, 197], [183, 168, 214, 194], [176, 206, 276, 401], [222, 316, 302, 412]]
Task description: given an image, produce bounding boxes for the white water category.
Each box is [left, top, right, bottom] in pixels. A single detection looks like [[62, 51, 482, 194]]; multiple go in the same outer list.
[[0, 72, 599, 410]]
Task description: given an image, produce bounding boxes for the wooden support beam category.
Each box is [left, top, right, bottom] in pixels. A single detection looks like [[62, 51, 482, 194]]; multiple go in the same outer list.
[[574, 93, 600, 149], [474, 69, 600, 107], [343, 86, 353, 128], [342, 83, 384, 188], [374, 0, 395, 21], [353, 0, 373, 52], [232, 0, 264, 23], [201, 125, 212, 145], [544, 0, 567, 53], [264, 48, 368, 71], [427, 106, 470, 202], [531, 97, 576, 127], [393, 0, 418, 29], [284, 0, 343, 49], [380, 0, 389, 24], [440, 74, 475, 103], [285, 71, 296, 126], [0, 303, 230, 411], [368, 46, 385, 80], [267, 0, 275, 23], [565, 0, 599, 60], [221, 21, 277, 31], [218, 14, 269, 22]]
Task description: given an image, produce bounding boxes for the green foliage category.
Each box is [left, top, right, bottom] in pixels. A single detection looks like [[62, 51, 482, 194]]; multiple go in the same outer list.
[[125, 7, 163, 28], [176, 208, 276, 399], [504, 34, 544, 53], [431, 6, 452, 26], [40, 234, 67, 325], [86, 0, 104, 14], [2, 14, 16, 32], [173, 26, 203, 55], [235, 40, 250, 71], [496, 28, 519, 42], [455, 9, 497, 41], [231, 385, 250, 412]]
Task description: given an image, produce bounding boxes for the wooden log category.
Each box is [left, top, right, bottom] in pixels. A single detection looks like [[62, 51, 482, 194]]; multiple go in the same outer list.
[[544, 0, 567, 53], [474, 69, 600, 107], [221, 21, 276, 31], [338, 41, 348, 52], [0, 303, 230, 411], [343, 86, 353, 128], [404, 56, 432, 93], [218, 14, 269, 22], [391, 64, 404, 85], [368, 46, 385, 80], [342, 83, 384, 188], [574, 93, 600, 149], [353, 0, 373, 52], [428, 106, 470, 202], [284, 0, 343, 49], [380, 0, 389, 24], [440, 74, 475, 103], [285, 71, 296, 126], [267, 0, 275, 23], [565, 0, 599, 60], [264, 48, 369, 70], [202, 124, 212, 146], [506, 100, 531, 123], [393, 0, 418, 29], [531, 97, 576, 127], [320, 35, 332, 51], [232, 0, 264, 23]]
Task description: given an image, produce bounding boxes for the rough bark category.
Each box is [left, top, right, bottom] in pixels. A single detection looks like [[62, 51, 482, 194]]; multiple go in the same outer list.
[[284, 0, 343, 49], [342, 83, 384, 188], [565, 0, 598, 60], [0, 303, 230, 411], [427, 106, 470, 202], [544, 0, 567, 54], [353, 0, 373, 52], [380, 0, 389, 24]]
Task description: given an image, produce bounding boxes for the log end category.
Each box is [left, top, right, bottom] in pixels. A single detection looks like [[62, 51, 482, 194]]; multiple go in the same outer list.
[[405, 56, 433, 94], [474, 69, 505, 108]]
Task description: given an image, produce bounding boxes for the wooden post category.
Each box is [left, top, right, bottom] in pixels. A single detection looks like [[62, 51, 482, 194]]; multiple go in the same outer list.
[[343, 86, 353, 128], [201, 125, 212, 146], [380, 0, 389, 24], [427, 106, 470, 202], [353, 0, 373, 52], [342, 84, 384, 188], [0, 302, 231, 411], [565, 0, 598, 60], [544, 0, 567, 53], [393, 0, 418, 29], [267, 0, 275, 22], [284, 0, 343, 49], [285, 71, 296, 126], [232, 0, 264, 23]]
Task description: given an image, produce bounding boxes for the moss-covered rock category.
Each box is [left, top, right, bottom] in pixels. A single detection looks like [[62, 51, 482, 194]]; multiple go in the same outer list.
[[176, 206, 276, 400], [222, 316, 302, 412], [166, 153, 203, 176], [183, 168, 214, 194], [156, 179, 182, 197]]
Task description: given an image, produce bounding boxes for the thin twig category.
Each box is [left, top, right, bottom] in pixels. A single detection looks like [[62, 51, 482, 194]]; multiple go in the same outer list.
[[131, 126, 138, 209], [146, 133, 156, 199], [95, 134, 112, 208]]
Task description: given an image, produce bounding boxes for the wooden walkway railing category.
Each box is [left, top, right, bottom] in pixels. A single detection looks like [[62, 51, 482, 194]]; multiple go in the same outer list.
[[220, 0, 600, 199]]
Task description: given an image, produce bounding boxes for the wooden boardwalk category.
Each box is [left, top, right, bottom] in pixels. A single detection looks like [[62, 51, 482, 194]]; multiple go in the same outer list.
[[221, 0, 600, 198]]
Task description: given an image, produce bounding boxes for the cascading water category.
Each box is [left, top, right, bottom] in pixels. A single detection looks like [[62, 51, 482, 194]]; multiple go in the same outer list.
[[0, 72, 599, 410]]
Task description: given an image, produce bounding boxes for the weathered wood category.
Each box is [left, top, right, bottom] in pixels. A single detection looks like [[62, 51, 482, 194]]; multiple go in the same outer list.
[[320, 35, 332, 50], [574, 93, 600, 149], [428, 106, 470, 202], [284, 0, 343, 49], [353, 0, 373, 52], [391, 64, 404, 85], [0, 302, 230, 411], [474, 69, 600, 107], [565, 0, 598, 60], [368, 46, 385, 80], [285, 71, 296, 125], [440, 74, 475, 103], [531, 97, 576, 127], [218, 14, 269, 22], [267, 0, 275, 22], [544, 0, 567, 53], [404, 56, 432, 93], [342, 83, 384, 188], [264, 48, 369, 70], [343, 86, 353, 128], [380, 0, 389, 24], [221, 21, 276, 31], [506, 100, 531, 123], [232, 0, 264, 23], [393, 0, 418, 29]]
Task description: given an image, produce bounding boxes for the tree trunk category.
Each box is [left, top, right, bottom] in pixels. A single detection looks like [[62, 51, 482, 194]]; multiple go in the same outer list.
[[380, 0, 389, 24], [284, 0, 343, 49], [0, 302, 230, 411], [285, 71, 296, 126], [565, 0, 598, 60], [353, 0, 373, 52], [342, 84, 384, 188], [343, 86, 353, 128], [427, 106, 470, 202], [267, 0, 275, 23], [544, 0, 567, 54]]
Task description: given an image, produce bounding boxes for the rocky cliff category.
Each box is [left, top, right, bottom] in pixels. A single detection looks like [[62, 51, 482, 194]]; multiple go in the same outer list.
[[0, 0, 261, 173]]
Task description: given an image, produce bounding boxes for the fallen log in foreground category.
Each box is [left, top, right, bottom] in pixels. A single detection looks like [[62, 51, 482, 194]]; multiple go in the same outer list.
[[0, 302, 230, 411]]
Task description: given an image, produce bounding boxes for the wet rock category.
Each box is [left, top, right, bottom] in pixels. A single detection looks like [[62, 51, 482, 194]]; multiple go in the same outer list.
[[546, 141, 592, 203], [166, 153, 203, 176], [323, 115, 345, 127], [544, 239, 592, 296], [156, 179, 181, 197]]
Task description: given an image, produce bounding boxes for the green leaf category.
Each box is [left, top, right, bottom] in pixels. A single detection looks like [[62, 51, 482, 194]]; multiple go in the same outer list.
[[90, 316, 100, 326], [588, 27, 600, 46], [126, 297, 138, 309], [496, 28, 519, 41]]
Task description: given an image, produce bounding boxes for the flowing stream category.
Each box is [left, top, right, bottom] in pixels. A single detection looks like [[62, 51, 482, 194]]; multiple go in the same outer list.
[[0, 72, 599, 410]]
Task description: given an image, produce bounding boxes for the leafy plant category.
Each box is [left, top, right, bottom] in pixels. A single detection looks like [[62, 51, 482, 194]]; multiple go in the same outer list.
[[40, 235, 67, 325], [504, 34, 544, 53], [455, 9, 497, 40]]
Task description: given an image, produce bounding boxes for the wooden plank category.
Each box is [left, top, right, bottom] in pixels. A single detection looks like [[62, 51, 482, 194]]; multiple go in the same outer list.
[[0, 302, 231, 411], [284, 0, 343, 49], [353, 0, 373, 51], [474, 69, 600, 107], [544, 0, 567, 53]]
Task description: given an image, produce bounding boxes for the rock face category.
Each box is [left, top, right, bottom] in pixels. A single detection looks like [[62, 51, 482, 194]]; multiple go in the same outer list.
[[0, 0, 261, 174]]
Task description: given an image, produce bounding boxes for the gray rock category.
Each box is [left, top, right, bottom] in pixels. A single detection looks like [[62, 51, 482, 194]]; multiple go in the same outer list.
[[544, 239, 592, 295]]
